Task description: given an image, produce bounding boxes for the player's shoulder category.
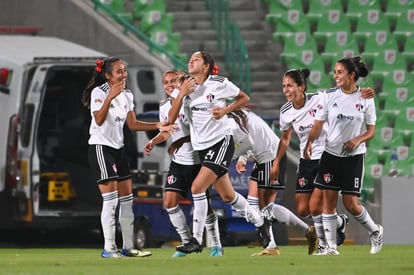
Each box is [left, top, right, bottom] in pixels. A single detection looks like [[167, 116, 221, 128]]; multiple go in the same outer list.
[[208, 75, 226, 83], [280, 101, 294, 114], [159, 97, 172, 107]]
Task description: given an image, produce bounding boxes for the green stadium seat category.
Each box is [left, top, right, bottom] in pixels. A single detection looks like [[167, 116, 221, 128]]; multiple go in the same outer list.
[[133, 0, 167, 20], [368, 122, 404, 150], [401, 30, 414, 64], [313, 9, 351, 44], [345, 0, 382, 25], [370, 50, 408, 84], [391, 9, 414, 44], [305, 0, 344, 25], [270, 9, 312, 43], [361, 30, 398, 65], [150, 30, 181, 56], [265, 0, 305, 25], [353, 9, 391, 45], [384, 0, 414, 28], [100, 0, 125, 13], [321, 31, 360, 67], [280, 31, 319, 64], [139, 11, 173, 35], [383, 146, 414, 177], [394, 106, 414, 130], [99, 0, 132, 22], [306, 59, 333, 91]]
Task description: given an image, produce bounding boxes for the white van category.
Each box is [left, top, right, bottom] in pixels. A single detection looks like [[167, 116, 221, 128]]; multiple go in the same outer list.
[[0, 35, 167, 231]]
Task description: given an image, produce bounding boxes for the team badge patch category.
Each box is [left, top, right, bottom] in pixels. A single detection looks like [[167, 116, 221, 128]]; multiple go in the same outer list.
[[308, 109, 317, 117], [298, 177, 307, 187], [167, 175, 177, 185], [323, 173, 333, 183], [206, 93, 215, 102], [356, 103, 364, 111]]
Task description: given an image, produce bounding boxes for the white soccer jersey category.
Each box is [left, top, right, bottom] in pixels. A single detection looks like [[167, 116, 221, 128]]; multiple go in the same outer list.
[[159, 98, 200, 165], [279, 92, 327, 159], [172, 75, 239, 151], [315, 87, 376, 156], [231, 110, 279, 164], [88, 82, 134, 149]]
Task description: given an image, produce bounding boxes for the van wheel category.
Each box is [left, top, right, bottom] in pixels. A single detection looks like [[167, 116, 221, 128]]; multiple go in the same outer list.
[[133, 218, 152, 249]]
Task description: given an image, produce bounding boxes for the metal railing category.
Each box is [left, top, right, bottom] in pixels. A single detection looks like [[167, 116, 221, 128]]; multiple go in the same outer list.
[[205, 0, 251, 94], [91, 0, 186, 70]]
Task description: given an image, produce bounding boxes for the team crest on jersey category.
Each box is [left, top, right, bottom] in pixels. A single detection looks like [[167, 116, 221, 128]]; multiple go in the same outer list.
[[206, 93, 215, 102], [167, 175, 177, 185], [355, 103, 364, 111], [308, 109, 317, 117], [298, 177, 308, 187], [316, 104, 322, 110], [112, 164, 117, 173], [178, 113, 185, 122], [323, 173, 333, 183]]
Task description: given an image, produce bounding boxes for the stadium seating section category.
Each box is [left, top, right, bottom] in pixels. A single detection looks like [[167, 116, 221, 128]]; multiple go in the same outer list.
[[99, 0, 185, 61], [265, 0, 414, 201]]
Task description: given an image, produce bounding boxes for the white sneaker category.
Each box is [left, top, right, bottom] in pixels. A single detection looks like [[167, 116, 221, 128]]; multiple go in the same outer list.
[[313, 245, 326, 256], [316, 247, 339, 255], [370, 224, 384, 254]]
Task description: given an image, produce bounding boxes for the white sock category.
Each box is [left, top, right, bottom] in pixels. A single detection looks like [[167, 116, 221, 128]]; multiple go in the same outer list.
[[322, 213, 337, 249], [230, 192, 263, 227], [312, 214, 326, 247], [353, 206, 379, 235], [247, 195, 260, 213], [119, 194, 134, 250], [167, 205, 192, 244], [266, 220, 277, 249], [101, 191, 118, 252], [205, 212, 222, 247], [192, 193, 208, 244], [268, 203, 309, 232]]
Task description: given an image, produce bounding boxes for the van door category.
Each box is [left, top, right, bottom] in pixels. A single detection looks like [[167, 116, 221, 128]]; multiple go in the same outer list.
[[19, 64, 101, 228]]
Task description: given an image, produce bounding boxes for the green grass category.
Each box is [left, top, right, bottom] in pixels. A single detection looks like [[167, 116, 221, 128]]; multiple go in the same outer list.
[[0, 245, 413, 275]]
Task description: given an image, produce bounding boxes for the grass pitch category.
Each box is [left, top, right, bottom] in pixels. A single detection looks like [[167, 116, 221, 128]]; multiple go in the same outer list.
[[0, 245, 413, 275]]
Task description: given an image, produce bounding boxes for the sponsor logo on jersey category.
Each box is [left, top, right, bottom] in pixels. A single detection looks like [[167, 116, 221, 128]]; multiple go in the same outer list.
[[299, 124, 313, 132], [333, 103, 338, 107], [191, 106, 209, 112], [336, 114, 354, 120], [323, 173, 333, 183]]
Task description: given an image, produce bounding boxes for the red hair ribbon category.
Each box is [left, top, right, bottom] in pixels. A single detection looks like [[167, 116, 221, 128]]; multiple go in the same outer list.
[[212, 65, 220, 75], [96, 59, 104, 73]]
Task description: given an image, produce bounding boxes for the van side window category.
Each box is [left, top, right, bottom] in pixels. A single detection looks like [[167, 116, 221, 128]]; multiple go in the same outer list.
[[20, 103, 35, 147], [137, 70, 155, 94]]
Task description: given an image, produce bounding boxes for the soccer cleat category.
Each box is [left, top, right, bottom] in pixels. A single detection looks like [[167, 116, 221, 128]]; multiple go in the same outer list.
[[102, 250, 124, 258], [313, 245, 326, 256], [257, 219, 272, 248], [251, 247, 281, 256], [337, 214, 349, 246], [172, 251, 187, 258], [121, 248, 152, 257], [370, 224, 384, 254], [318, 247, 340, 255], [176, 237, 203, 254], [209, 246, 223, 256], [305, 225, 318, 255]]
